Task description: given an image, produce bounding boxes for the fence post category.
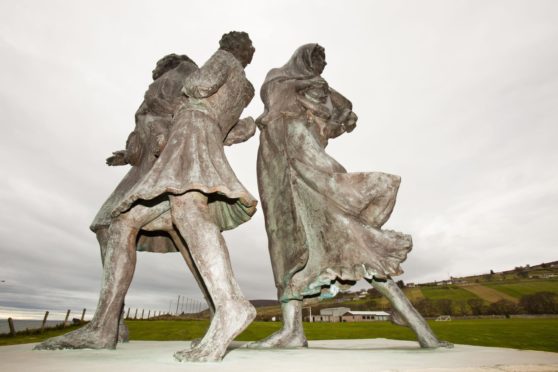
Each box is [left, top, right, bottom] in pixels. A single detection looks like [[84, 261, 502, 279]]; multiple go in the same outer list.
[[7, 317, 15, 336], [81, 308, 86, 323], [41, 311, 49, 333], [63, 310, 71, 327], [141, 309, 144, 319], [134, 308, 138, 320], [126, 307, 131, 320], [147, 310, 151, 319]]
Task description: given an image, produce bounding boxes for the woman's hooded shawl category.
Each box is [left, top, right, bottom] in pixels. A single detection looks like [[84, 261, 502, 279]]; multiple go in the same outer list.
[[257, 43, 321, 128]]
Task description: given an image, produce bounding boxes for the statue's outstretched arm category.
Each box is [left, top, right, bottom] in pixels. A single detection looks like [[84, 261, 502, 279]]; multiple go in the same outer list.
[[106, 150, 127, 166], [106, 129, 143, 167], [224, 117, 256, 146], [330, 88, 353, 112]]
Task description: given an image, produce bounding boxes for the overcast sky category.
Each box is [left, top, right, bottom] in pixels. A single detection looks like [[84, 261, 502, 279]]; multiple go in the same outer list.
[[1, 0, 557, 320]]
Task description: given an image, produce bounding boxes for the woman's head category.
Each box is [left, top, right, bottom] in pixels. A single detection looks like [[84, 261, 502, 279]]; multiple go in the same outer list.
[[152, 54, 196, 80], [271, 43, 327, 81], [219, 31, 255, 68]]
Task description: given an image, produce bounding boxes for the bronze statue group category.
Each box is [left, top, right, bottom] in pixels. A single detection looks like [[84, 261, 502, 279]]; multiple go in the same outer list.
[[34, 31, 451, 362]]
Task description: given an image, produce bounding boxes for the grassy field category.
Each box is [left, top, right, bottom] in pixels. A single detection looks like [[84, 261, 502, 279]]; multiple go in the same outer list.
[[2, 318, 557, 353], [459, 284, 518, 303], [483, 280, 558, 299], [404, 287, 425, 302]]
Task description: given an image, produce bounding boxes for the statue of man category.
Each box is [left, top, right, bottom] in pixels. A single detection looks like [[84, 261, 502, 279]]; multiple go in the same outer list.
[[35, 31, 258, 363], [249, 44, 451, 349]]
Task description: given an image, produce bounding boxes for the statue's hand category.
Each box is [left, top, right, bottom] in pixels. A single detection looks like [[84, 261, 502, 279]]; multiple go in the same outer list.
[[343, 111, 358, 133], [239, 116, 256, 129], [106, 150, 128, 166]]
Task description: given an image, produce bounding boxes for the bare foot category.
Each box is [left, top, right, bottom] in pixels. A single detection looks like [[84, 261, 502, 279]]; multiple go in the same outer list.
[[33, 324, 117, 350], [433, 340, 454, 349], [246, 327, 307, 349], [174, 299, 255, 362], [189, 337, 202, 348], [174, 346, 221, 363], [418, 337, 454, 349]]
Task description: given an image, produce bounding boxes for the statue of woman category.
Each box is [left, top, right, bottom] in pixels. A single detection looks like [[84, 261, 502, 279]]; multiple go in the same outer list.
[[251, 44, 449, 349], [89, 54, 215, 343], [35, 31, 259, 362]]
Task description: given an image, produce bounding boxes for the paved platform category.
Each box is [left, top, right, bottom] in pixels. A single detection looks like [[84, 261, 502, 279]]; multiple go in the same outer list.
[[1, 339, 557, 372]]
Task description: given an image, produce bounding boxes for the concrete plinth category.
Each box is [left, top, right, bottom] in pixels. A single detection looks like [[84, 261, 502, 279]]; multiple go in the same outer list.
[[1, 339, 557, 372]]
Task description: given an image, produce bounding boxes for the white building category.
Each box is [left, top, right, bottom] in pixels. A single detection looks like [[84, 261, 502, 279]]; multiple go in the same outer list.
[[306, 308, 390, 322]]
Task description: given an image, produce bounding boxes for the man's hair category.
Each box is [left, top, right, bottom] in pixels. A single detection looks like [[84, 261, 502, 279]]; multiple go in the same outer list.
[[219, 31, 251, 52], [152, 54, 196, 80]]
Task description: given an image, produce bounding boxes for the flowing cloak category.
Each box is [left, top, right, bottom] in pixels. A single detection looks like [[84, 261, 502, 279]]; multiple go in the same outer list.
[[92, 50, 257, 252], [256, 44, 412, 302]]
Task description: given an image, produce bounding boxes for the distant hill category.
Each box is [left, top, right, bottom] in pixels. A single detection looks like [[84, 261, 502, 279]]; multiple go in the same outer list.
[[418, 260, 558, 287], [249, 299, 279, 308]]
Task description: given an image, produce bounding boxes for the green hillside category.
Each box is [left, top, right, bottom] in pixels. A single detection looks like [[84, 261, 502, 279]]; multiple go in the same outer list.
[[419, 286, 477, 301], [483, 280, 558, 298]]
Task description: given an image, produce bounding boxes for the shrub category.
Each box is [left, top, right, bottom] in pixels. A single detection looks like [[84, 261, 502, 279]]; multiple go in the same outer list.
[[467, 299, 486, 315], [487, 300, 521, 316], [519, 292, 558, 314]]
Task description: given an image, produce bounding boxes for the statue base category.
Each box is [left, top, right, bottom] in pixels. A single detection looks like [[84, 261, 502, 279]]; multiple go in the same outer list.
[[6, 339, 557, 371]]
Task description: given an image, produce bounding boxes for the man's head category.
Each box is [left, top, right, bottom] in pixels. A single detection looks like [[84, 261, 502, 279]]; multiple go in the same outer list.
[[152, 54, 196, 80], [219, 31, 255, 68]]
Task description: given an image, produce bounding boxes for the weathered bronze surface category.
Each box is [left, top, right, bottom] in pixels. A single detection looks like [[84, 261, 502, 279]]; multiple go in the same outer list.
[[250, 44, 451, 349], [34, 31, 258, 362]]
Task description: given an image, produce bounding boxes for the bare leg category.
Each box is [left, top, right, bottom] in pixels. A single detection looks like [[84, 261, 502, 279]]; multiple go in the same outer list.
[[140, 212, 215, 320], [170, 192, 256, 362], [34, 203, 167, 350], [389, 307, 409, 327], [370, 278, 452, 348], [96, 228, 129, 343], [168, 230, 215, 318], [246, 300, 307, 348], [168, 230, 214, 348]]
